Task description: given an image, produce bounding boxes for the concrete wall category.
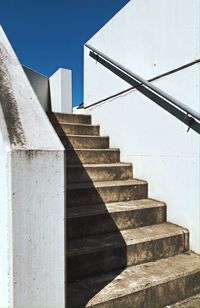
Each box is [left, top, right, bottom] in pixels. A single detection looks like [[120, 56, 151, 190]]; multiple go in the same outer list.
[[84, 0, 200, 252], [0, 26, 65, 307], [84, 0, 200, 106], [50, 68, 72, 113], [0, 106, 10, 307], [23, 65, 51, 112], [23, 66, 73, 113]]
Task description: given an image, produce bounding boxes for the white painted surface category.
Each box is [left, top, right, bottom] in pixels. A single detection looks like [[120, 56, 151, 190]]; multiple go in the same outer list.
[[84, 0, 200, 106], [86, 69, 200, 253], [23, 65, 50, 112], [0, 26, 65, 307], [50, 68, 72, 113], [11, 150, 65, 307], [0, 106, 11, 308], [84, 0, 200, 252]]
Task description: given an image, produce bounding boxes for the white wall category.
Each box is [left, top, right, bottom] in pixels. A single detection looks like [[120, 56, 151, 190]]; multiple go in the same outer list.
[[84, 0, 200, 252], [50, 68, 72, 113], [11, 150, 65, 307], [23, 65, 51, 112], [0, 108, 10, 307], [84, 0, 200, 106], [0, 26, 65, 307], [23, 66, 73, 113]]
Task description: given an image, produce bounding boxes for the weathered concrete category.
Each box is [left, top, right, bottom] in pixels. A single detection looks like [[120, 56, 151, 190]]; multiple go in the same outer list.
[[66, 148, 120, 164], [68, 253, 200, 307], [67, 223, 189, 281], [0, 104, 10, 307], [11, 150, 65, 307], [51, 112, 199, 306], [167, 294, 200, 307], [67, 163, 133, 183], [60, 123, 100, 136], [67, 199, 166, 238], [0, 27, 65, 307], [0, 48, 26, 147], [63, 135, 110, 149], [51, 112, 91, 124], [67, 179, 148, 207]]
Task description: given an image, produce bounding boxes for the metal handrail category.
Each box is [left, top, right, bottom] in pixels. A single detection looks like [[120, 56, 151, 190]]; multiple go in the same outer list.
[[85, 43, 200, 123]]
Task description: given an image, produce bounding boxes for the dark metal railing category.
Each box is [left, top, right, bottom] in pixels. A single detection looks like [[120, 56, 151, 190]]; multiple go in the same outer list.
[[85, 43, 200, 133]]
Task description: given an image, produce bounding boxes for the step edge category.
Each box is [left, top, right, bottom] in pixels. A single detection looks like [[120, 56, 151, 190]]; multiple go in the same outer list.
[[66, 148, 120, 152], [58, 123, 99, 128], [66, 163, 133, 169], [67, 223, 189, 257], [66, 134, 109, 138], [67, 199, 166, 219], [68, 253, 200, 305], [67, 179, 148, 190], [51, 112, 91, 117]]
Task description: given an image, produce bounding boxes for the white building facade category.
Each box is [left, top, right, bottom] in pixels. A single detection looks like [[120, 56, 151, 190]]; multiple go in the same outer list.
[[84, 0, 200, 253]]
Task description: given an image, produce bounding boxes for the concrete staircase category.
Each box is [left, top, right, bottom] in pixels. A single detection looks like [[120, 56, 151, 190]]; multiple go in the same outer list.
[[49, 112, 200, 308]]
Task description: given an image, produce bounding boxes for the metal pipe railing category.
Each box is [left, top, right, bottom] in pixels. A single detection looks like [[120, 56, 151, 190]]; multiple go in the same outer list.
[[85, 43, 200, 122]]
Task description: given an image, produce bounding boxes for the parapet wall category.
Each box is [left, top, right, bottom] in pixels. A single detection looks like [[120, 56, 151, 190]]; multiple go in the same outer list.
[[0, 26, 65, 307]]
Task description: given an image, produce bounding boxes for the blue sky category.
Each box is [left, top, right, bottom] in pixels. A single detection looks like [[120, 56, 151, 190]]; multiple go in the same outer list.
[[0, 0, 129, 106]]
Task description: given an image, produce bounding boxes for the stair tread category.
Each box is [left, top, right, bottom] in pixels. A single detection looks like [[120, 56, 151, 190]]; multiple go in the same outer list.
[[67, 163, 132, 168], [68, 222, 188, 257], [68, 252, 200, 307], [49, 112, 91, 124], [68, 179, 147, 190], [53, 112, 91, 119], [53, 112, 90, 116], [59, 123, 99, 128], [67, 198, 165, 219], [66, 148, 120, 152], [66, 134, 109, 138]]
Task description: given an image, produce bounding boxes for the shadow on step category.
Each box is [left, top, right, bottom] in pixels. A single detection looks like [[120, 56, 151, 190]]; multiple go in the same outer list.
[[48, 114, 128, 308]]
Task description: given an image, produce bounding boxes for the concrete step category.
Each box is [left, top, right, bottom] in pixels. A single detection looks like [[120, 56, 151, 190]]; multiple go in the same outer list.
[[61, 135, 109, 149], [67, 179, 148, 207], [59, 123, 100, 136], [67, 199, 166, 239], [67, 252, 200, 308], [50, 112, 91, 124], [67, 163, 133, 183], [166, 294, 200, 307], [67, 222, 189, 282], [66, 149, 120, 164]]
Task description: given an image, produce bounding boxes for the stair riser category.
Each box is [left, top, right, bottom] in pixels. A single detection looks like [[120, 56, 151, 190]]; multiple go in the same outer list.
[[51, 113, 91, 124], [61, 124, 100, 136], [67, 165, 133, 184], [67, 206, 166, 239], [62, 136, 109, 149], [67, 184, 148, 207], [91, 272, 200, 308], [66, 150, 120, 164], [68, 233, 189, 282]]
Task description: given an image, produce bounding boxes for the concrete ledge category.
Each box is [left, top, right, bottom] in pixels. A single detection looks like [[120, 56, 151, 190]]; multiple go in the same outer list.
[[0, 26, 65, 307]]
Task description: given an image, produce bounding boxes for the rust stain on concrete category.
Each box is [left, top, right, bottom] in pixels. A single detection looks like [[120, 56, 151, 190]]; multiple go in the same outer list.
[[0, 45, 26, 146]]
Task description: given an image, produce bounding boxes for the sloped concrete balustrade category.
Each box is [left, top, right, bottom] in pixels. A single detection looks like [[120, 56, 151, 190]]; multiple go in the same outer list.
[[0, 27, 65, 307]]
